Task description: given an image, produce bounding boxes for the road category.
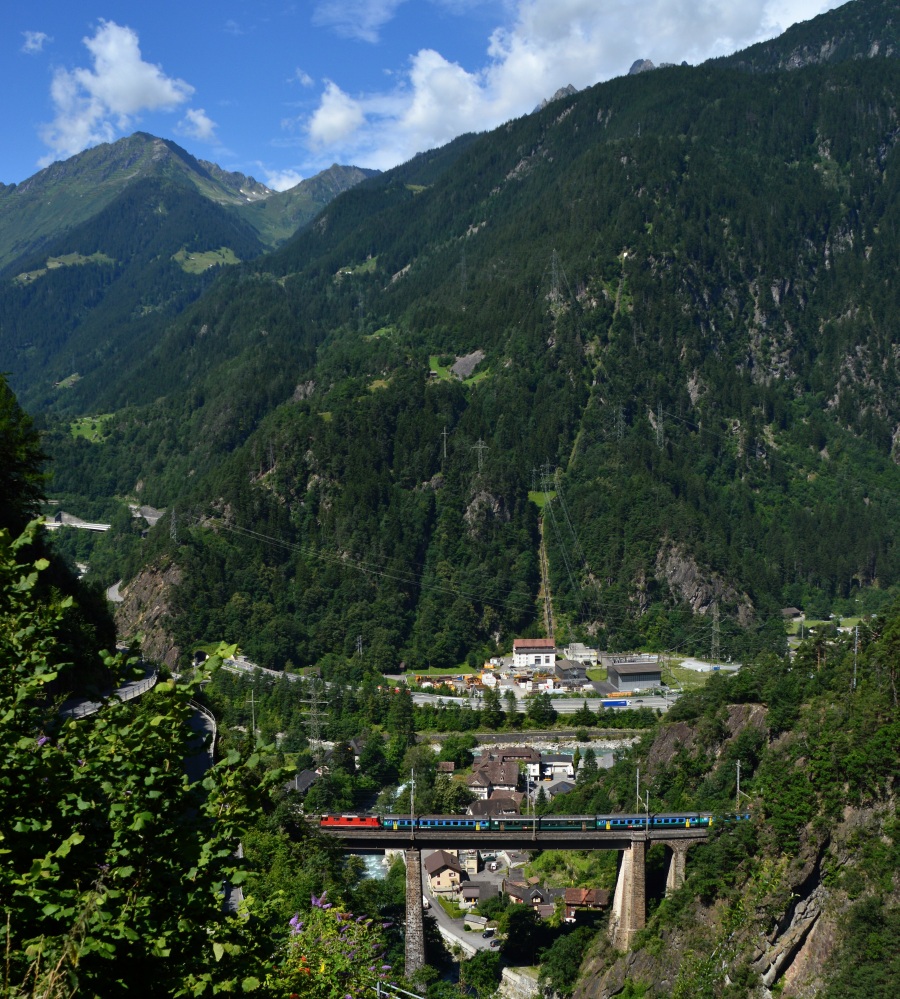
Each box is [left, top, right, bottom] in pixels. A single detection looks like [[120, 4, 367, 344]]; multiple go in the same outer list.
[[421, 852, 498, 954], [221, 656, 676, 713], [58, 663, 158, 719], [412, 691, 674, 713]]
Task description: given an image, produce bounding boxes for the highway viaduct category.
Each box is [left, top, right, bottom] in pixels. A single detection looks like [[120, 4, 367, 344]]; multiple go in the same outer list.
[[320, 826, 708, 974]]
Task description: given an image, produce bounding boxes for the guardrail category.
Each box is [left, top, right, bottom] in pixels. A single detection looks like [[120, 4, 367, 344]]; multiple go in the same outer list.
[[59, 666, 159, 719], [188, 697, 217, 757]]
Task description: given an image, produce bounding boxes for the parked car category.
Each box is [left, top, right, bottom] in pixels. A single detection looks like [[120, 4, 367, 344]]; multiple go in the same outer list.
[[490, 939, 500, 948], [482, 928, 494, 938]]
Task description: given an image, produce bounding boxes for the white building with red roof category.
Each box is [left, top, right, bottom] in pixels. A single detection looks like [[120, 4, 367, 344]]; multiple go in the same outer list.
[[513, 637, 557, 670]]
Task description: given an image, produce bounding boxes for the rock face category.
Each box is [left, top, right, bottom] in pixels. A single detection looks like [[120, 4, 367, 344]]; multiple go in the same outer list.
[[533, 84, 579, 112], [114, 562, 182, 667], [655, 543, 754, 624]]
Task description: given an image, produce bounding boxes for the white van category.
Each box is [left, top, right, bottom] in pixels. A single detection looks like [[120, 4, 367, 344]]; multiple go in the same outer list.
[[422, 895, 430, 909]]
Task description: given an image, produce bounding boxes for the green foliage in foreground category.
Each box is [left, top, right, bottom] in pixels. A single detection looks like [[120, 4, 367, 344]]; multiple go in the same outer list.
[[0, 523, 289, 996]]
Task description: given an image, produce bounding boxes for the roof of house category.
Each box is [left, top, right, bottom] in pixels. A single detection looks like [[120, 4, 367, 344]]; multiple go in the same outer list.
[[436, 761, 456, 772], [468, 798, 520, 817], [564, 888, 610, 907], [424, 850, 463, 876], [607, 662, 662, 675], [488, 789, 525, 804], [460, 884, 485, 899], [541, 754, 574, 764], [286, 769, 319, 794], [470, 761, 520, 787], [495, 747, 541, 761], [548, 780, 577, 797], [513, 638, 557, 651]]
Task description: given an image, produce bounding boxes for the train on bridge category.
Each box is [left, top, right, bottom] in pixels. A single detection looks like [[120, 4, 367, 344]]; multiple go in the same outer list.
[[320, 811, 750, 833]]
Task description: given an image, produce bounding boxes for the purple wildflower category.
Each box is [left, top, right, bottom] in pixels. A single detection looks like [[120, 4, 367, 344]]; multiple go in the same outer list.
[[36, 735, 49, 747], [381, 965, 391, 971], [289, 913, 303, 935], [356, 915, 366, 923], [381, 922, 393, 929]]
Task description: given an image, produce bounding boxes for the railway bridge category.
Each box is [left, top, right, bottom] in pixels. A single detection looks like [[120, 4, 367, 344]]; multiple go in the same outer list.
[[319, 825, 708, 973]]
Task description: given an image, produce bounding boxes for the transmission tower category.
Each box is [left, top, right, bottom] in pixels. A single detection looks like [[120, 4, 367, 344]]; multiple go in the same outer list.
[[616, 405, 625, 442], [550, 249, 560, 303], [441, 425, 449, 461], [300, 676, 329, 766], [711, 603, 720, 666], [460, 248, 468, 312], [170, 508, 177, 543], [472, 438, 488, 472], [656, 403, 664, 450]]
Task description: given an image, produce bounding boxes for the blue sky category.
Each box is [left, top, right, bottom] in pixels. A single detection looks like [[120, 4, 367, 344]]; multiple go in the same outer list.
[[4, 1, 844, 190]]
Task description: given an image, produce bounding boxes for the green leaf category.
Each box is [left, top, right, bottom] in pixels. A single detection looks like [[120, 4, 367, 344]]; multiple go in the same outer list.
[[213, 942, 225, 963], [241, 977, 260, 992]]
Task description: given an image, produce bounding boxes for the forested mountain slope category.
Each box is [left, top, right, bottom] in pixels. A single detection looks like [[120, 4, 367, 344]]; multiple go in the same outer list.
[[0, 135, 376, 409], [558, 604, 899, 998], [41, 0, 900, 670]]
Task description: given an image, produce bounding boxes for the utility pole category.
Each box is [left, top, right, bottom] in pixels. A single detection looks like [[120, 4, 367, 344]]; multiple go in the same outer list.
[[656, 403, 664, 450], [441, 425, 449, 461], [357, 634, 363, 658], [170, 508, 177, 543], [616, 405, 625, 442], [853, 624, 859, 691], [245, 690, 257, 742]]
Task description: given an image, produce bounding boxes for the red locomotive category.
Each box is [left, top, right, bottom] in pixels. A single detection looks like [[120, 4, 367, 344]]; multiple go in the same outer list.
[[319, 814, 381, 828]]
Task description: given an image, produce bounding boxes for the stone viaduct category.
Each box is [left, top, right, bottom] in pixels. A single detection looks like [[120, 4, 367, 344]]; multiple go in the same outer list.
[[321, 825, 708, 973]]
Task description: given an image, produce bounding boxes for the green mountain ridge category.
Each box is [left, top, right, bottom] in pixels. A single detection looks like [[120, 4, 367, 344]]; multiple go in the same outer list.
[[0, 132, 377, 271]]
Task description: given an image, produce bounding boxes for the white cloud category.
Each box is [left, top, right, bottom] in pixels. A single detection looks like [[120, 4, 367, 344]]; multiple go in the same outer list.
[[312, 0, 408, 43], [177, 108, 218, 142], [264, 167, 306, 191], [307, 81, 366, 147], [292, 68, 315, 87], [295, 0, 844, 171], [22, 31, 51, 55], [38, 20, 194, 164]]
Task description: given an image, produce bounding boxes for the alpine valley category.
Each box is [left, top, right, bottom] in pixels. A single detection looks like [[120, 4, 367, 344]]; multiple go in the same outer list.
[[4, 0, 899, 673], [0, 2, 899, 998]]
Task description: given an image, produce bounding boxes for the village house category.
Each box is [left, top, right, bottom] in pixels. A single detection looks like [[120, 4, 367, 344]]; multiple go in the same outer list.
[[459, 883, 488, 909], [512, 638, 557, 670], [526, 753, 575, 782], [504, 878, 566, 919], [424, 851, 464, 895], [563, 887, 610, 922], [466, 760, 520, 799], [467, 796, 522, 818]]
